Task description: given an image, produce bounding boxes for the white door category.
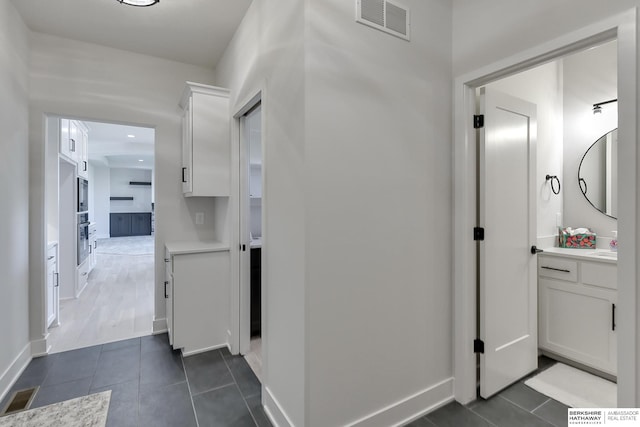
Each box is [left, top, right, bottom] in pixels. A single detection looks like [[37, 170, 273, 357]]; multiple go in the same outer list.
[[478, 88, 538, 398]]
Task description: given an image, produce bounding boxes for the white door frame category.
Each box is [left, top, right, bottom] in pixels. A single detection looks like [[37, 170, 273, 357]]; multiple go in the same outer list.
[[453, 9, 638, 406], [230, 88, 266, 358]]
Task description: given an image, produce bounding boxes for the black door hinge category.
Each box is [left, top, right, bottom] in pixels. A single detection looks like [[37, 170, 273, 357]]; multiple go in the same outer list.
[[473, 227, 485, 241], [474, 339, 485, 354], [473, 114, 484, 129]]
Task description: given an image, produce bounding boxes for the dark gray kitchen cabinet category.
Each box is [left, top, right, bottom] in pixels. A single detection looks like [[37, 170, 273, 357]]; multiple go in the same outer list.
[[110, 213, 152, 237]]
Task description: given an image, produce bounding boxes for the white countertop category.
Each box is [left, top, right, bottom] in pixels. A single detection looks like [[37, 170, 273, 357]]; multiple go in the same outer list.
[[250, 237, 262, 249], [165, 241, 230, 255], [540, 247, 617, 264]]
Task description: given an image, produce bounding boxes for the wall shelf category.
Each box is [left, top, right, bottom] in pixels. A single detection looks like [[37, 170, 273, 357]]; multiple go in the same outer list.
[[110, 197, 134, 201]]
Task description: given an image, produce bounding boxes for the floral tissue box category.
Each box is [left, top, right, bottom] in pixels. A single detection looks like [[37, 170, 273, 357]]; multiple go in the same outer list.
[[558, 227, 596, 249]]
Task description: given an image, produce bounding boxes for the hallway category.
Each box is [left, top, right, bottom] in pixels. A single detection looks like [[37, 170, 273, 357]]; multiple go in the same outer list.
[[47, 237, 154, 353]]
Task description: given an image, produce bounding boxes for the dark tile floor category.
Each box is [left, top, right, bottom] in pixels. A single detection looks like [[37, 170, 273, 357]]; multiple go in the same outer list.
[[406, 356, 569, 427], [0, 334, 271, 427]]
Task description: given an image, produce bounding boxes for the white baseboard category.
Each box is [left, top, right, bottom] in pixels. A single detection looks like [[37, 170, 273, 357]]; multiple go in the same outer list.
[[261, 378, 453, 427], [0, 343, 32, 405], [152, 318, 167, 334], [31, 334, 50, 357], [263, 386, 295, 427], [347, 377, 454, 427], [182, 343, 228, 357]]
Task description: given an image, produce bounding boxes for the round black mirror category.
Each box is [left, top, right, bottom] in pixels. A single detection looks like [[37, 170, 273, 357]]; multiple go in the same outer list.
[[577, 129, 617, 219]]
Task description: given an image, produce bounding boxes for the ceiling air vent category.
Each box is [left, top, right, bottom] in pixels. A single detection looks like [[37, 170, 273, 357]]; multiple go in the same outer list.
[[356, 0, 410, 41]]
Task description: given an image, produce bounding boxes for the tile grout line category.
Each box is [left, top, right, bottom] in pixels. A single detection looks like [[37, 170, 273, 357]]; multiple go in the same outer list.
[[189, 381, 236, 398], [498, 393, 549, 414], [466, 404, 500, 427], [530, 397, 552, 414], [221, 350, 261, 427], [180, 351, 201, 427]]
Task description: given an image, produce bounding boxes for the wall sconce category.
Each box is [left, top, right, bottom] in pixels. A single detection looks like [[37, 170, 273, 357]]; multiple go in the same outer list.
[[592, 99, 617, 114], [117, 0, 159, 7]]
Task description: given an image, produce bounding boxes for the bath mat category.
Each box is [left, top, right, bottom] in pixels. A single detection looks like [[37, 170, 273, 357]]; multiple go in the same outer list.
[[524, 363, 616, 408], [0, 390, 110, 427]]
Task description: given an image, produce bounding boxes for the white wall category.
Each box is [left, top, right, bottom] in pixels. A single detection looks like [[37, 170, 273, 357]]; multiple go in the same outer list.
[[563, 41, 618, 240], [217, 0, 453, 425], [90, 163, 111, 238], [109, 168, 153, 213], [0, 0, 31, 400], [28, 32, 219, 346], [485, 61, 564, 243], [216, 1, 306, 424], [305, 1, 453, 425]]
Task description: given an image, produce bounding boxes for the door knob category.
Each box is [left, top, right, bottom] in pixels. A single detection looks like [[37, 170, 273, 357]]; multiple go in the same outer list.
[[531, 246, 543, 254]]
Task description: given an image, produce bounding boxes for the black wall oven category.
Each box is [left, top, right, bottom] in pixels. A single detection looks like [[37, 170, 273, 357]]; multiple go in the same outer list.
[[78, 178, 88, 213], [77, 213, 90, 265]]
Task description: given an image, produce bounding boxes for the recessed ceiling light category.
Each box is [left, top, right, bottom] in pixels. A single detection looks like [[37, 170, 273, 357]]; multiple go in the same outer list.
[[116, 0, 159, 7], [138, 159, 144, 162], [127, 134, 136, 138]]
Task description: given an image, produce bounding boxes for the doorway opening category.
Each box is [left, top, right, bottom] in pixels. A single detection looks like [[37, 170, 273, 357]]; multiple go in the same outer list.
[[454, 11, 637, 408], [45, 116, 156, 353], [239, 103, 263, 381]]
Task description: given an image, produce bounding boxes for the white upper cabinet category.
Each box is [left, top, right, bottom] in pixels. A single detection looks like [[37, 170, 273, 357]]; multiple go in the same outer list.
[[77, 122, 89, 179], [60, 119, 89, 179], [179, 82, 230, 197], [60, 118, 78, 163]]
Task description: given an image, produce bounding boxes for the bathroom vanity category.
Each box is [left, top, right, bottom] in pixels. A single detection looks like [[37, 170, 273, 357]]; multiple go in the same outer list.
[[538, 248, 617, 377]]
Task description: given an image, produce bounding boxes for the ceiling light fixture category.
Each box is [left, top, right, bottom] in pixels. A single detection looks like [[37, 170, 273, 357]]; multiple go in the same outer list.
[[138, 159, 144, 162], [592, 98, 617, 115], [127, 134, 136, 138], [117, 0, 159, 7]]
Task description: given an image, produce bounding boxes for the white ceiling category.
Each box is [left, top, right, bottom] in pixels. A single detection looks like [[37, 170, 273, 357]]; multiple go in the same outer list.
[[13, 1, 252, 171], [85, 121, 155, 170], [10, 0, 252, 69]]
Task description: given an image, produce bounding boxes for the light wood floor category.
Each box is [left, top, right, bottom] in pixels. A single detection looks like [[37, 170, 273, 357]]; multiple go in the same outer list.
[[47, 251, 154, 354], [245, 337, 263, 382]]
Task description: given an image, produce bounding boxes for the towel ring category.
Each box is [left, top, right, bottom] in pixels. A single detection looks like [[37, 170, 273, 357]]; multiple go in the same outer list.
[[546, 174, 561, 195]]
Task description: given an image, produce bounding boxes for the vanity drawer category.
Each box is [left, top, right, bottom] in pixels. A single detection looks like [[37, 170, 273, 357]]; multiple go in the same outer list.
[[538, 257, 578, 282], [582, 261, 617, 290]]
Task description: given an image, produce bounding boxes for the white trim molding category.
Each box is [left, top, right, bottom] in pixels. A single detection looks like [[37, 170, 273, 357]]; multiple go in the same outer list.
[[152, 317, 168, 334], [347, 378, 454, 427], [0, 343, 31, 404], [453, 8, 638, 406], [264, 385, 295, 427], [30, 334, 50, 357]]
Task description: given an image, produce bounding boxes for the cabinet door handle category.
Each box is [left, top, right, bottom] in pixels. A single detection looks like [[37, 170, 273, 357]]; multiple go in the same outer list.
[[612, 303, 616, 331], [541, 266, 571, 273], [55, 272, 59, 287], [48, 255, 54, 260], [164, 258, 170, 263], [84, 161, 87, 171], [70, 138, 76, 152], [164, 281, 169, 299], [182, 167, 187, 183], [89, 245, 92, 254]]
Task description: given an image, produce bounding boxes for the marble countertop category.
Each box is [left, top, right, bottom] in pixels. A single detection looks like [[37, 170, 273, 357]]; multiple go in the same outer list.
[[165, 240, 230, 255], [540, 247, 617, 264]]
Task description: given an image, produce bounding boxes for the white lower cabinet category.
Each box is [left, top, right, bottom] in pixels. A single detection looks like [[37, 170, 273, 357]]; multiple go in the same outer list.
[[538, 254, 617, 376], [76, 259, 90, 297], [89, 223, 97, 271], [164, 242, 230, 355], [46, 244, 59, 327]]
